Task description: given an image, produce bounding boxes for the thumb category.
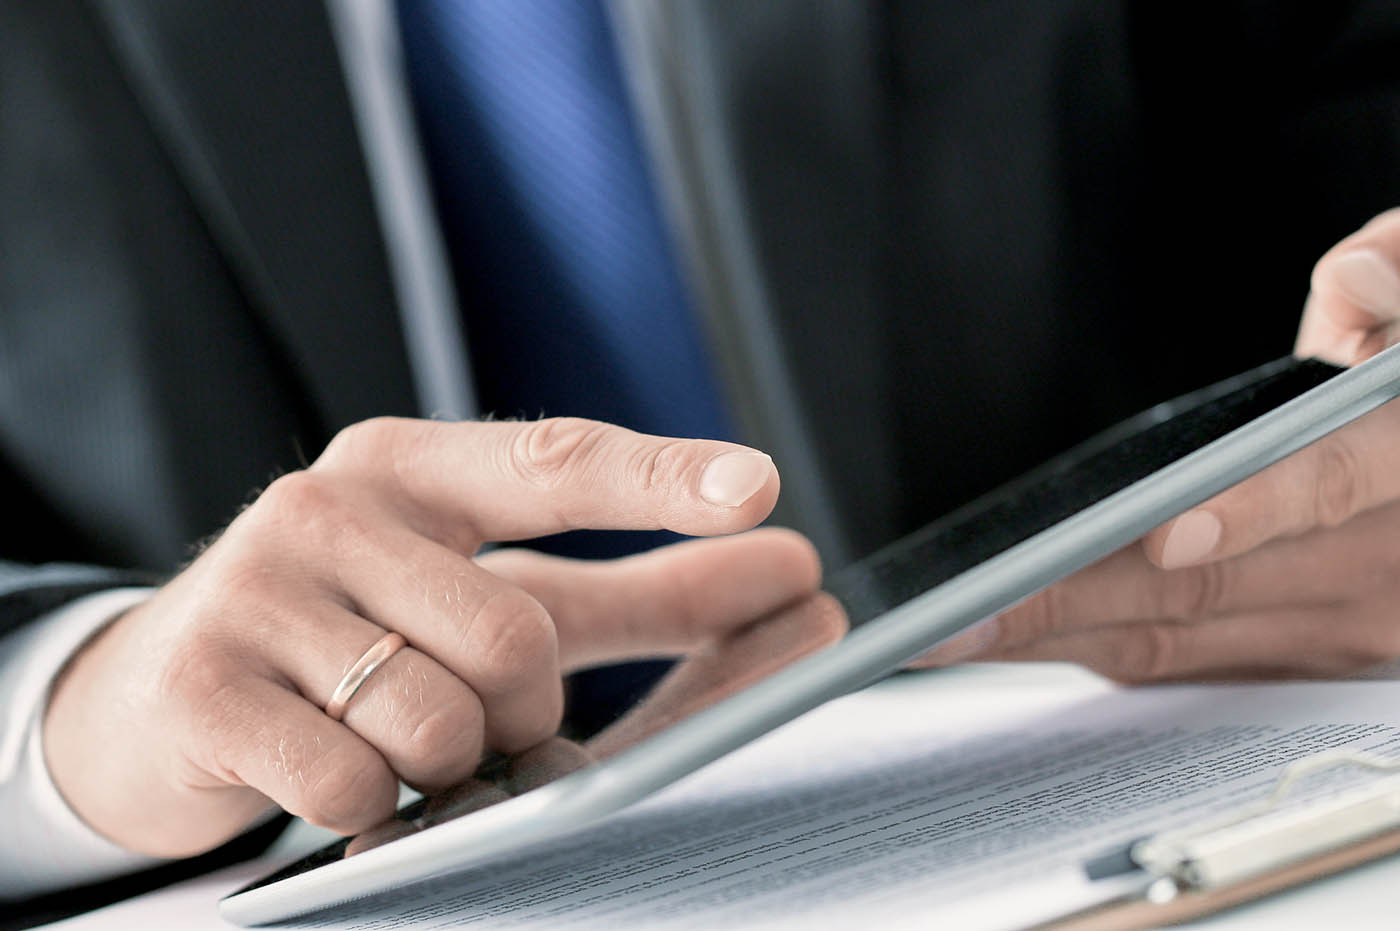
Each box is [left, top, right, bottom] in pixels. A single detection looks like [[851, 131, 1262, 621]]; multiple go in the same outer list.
[[476, 528, 823, 672], [1297, 207, 1400, 364]]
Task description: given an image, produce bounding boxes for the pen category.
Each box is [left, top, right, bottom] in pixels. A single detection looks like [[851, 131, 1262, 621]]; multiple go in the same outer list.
[[1082, 751, 1400, 900]]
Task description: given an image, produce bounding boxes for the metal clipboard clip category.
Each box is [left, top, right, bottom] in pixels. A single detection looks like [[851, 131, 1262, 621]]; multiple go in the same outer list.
[[1128, 750, 1400, 898], [1047, 751, 1400, 930]]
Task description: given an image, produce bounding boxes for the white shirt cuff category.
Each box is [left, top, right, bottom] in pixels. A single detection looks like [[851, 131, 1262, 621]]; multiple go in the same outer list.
[[0, 587, 164, 899]]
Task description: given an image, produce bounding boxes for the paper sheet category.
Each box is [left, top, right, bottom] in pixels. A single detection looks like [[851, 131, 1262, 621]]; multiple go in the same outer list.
[[41, 669, 1400, 930]]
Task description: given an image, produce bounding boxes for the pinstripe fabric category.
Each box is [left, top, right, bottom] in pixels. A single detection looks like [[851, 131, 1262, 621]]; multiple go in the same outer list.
[[395, 0, 733, 451]]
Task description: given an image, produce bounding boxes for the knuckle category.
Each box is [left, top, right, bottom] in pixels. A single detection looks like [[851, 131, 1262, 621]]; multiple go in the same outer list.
[[1166, 560, 1231, 622], [251, 471, 374, 555], [1113, 626, 1179, 682], [161, 644, 246, 724], [179, 678, 263, 780], [318, 417, 408, 471], [509, 417, 612, 487], [1311, 439, 1367, 528], [256, 471, 339, 526], [303, 751, 394, 830], [499, 683, 564, 754], [626, 438, 694, 495], [468, 589, 558, 694], [202, 545, 279, 602], [401, 696, 485, 781]]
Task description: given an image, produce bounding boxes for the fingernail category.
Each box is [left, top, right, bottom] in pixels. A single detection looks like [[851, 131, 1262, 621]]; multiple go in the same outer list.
[[1328, 250, 1400, 314], [1160, 509, 1222, 569], [699, 452, 774, 507]]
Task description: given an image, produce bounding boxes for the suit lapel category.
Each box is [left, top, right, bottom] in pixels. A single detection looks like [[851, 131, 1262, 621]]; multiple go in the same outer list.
[[85, 0, 419, 431]]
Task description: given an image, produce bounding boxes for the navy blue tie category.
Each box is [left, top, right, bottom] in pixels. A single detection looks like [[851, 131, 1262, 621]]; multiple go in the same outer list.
[[396, 0, 731, 455], [397, 0, 734, 726]]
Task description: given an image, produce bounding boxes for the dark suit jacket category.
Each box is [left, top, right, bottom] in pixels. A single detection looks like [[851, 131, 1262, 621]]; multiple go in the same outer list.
[[2, 0, 1399, 922]]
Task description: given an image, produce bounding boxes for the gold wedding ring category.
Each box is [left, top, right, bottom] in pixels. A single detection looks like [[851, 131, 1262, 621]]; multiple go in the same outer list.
[[325, 632, 407, 722]]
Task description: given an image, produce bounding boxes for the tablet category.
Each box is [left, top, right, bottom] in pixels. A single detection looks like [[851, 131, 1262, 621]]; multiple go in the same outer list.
[[222, 344, 1400, 925]]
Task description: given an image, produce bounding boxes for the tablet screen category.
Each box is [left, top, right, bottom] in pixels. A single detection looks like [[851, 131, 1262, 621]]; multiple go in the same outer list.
[[829, 356, 1342, 627]]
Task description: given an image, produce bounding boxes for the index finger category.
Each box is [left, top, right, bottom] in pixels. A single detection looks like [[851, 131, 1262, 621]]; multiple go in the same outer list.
[[477, 528, 823, 672], [312, 416, 780, 543]]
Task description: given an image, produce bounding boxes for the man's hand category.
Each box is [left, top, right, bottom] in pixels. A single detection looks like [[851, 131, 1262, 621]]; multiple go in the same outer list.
[[43, 417, 827, 858], [924, 208, 1400, 680]]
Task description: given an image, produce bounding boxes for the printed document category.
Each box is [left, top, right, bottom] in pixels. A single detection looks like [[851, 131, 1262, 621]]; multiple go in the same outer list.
[[45, 668, 1400, 930]]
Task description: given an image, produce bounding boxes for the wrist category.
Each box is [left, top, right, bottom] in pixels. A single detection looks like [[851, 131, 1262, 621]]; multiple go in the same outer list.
[[0, 587, 160, 896]]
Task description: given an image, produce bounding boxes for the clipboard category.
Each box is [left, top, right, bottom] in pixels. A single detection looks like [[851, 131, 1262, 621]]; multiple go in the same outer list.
[[1040, 752, 1400, 930], [222, 343, 1400, 926]]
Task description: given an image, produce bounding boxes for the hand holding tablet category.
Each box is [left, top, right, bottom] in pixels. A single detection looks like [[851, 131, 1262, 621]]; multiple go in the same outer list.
[[941, 208, 1400, 681]]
